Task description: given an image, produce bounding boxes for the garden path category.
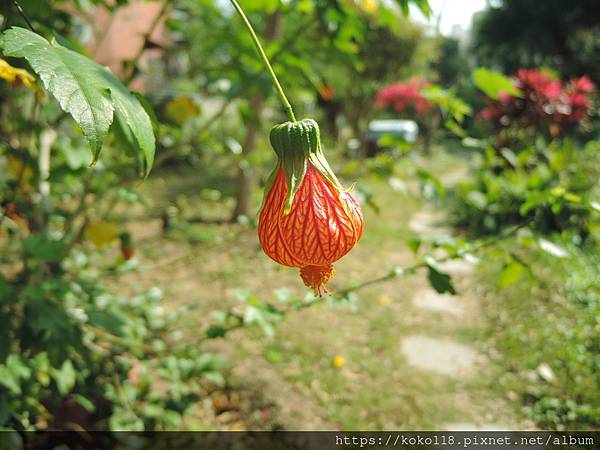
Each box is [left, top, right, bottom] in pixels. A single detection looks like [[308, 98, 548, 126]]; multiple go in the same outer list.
[[405, 207, 518, 431]]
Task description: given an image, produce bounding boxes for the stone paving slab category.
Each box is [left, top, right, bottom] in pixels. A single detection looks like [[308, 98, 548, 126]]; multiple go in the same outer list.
[[400, 335, 478, 376], [408, 211, 450, 236], [412, 288, 465, 317]]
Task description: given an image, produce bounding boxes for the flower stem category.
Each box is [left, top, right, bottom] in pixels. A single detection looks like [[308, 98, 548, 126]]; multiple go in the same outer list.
[[229, 0, 296, 122]]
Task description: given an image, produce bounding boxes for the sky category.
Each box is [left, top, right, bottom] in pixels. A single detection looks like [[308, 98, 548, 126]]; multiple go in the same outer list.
[[410, 0, 489, 36]]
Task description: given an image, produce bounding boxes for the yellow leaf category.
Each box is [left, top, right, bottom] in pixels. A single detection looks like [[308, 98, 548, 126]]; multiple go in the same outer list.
[[0, 58, 36, 89], [361, 0, 378, 13], [378, 294, 391, 306], [7, 156, 32, 188], [164, 96, 200, 125], [332, 355, 346, 369], [85, 221, 120, 248]]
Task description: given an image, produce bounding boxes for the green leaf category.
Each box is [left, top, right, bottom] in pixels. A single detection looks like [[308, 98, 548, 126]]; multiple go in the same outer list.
[[473, 67, 521, 100], [396, 0, 432, 17], [0, 276, 13, 302], [243, 305, 274, 337], [0, 27, 155, 174], [426, 265, 457, 295], [73, 394, 96, 413], [0, 28, 111, 158], [22, 235, 67, 262], [407, 237, 422, 255], [0, 396, 11, 425], [498, 261, 526, 288], [202, 371, 225, 386], [466, 190, 487, 210], [416, 168, 446, 198], [0, 355, 31, 395], [110, 81, 155, 174], [51, 359, 76, 395], [109, 408, 144, 431], [205, 325, 228, 339], [0, 311, 10, 362]]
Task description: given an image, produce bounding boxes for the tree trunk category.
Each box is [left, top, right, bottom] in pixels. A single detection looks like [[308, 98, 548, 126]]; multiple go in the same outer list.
[[421, 113, 441, 156], [230, 11, 281, 221], [231, 95, 264, 220]]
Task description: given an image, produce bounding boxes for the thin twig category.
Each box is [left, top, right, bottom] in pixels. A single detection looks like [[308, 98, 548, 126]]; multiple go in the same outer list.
[[12, 0, 36, 33], [196, 218, 534, 342], [336, 218, 534, 298]]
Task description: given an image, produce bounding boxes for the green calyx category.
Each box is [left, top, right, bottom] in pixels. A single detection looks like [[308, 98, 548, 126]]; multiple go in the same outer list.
[[268, 118, 344, 214]]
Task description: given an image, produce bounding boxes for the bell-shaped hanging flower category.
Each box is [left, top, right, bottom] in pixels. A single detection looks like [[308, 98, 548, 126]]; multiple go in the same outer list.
[[258, 119, 364, 295]]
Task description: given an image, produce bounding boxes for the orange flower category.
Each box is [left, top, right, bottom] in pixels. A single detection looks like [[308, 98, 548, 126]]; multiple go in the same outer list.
[[258, 119, 364, 295], [319, 83, 336, 102]]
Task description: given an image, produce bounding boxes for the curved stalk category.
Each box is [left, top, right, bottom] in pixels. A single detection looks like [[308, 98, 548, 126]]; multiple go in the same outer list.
[[229, 0, 296, 122]]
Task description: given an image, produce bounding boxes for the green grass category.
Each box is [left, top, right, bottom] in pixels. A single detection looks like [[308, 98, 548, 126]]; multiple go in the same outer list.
[[478, 241, 600, 429]]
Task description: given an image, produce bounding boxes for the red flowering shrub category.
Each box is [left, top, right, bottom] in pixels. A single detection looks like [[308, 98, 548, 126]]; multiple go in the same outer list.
[[479, 69, 596, 137], [375, 79, 432, 115]]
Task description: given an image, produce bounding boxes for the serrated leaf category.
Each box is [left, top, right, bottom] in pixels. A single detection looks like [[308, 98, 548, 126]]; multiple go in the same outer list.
[[0, 28, 112, 157], [0, 27, 155, 174]]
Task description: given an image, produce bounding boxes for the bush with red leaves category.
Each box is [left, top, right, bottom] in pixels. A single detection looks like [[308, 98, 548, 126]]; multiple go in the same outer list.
[[479, 69, 596, 137], [375, 79, 432, 116]]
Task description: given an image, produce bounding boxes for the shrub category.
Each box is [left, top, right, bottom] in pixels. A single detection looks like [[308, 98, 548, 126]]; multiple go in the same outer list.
[[478, 69, 596, 139], [375, 79, 432, 115], [375, 80, 471, 152], [451, 139, 599, 237], [482, 242, 600, 429], [0, 234, 225, 431]]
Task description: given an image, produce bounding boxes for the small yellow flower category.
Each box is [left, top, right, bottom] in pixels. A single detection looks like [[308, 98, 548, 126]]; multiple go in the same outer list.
[[332, 355, 346, 369], [361, 0, 378, 14], [0, 58, 36, 89], [378, 294, 391, 306], [85, 221, 120, 248]]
